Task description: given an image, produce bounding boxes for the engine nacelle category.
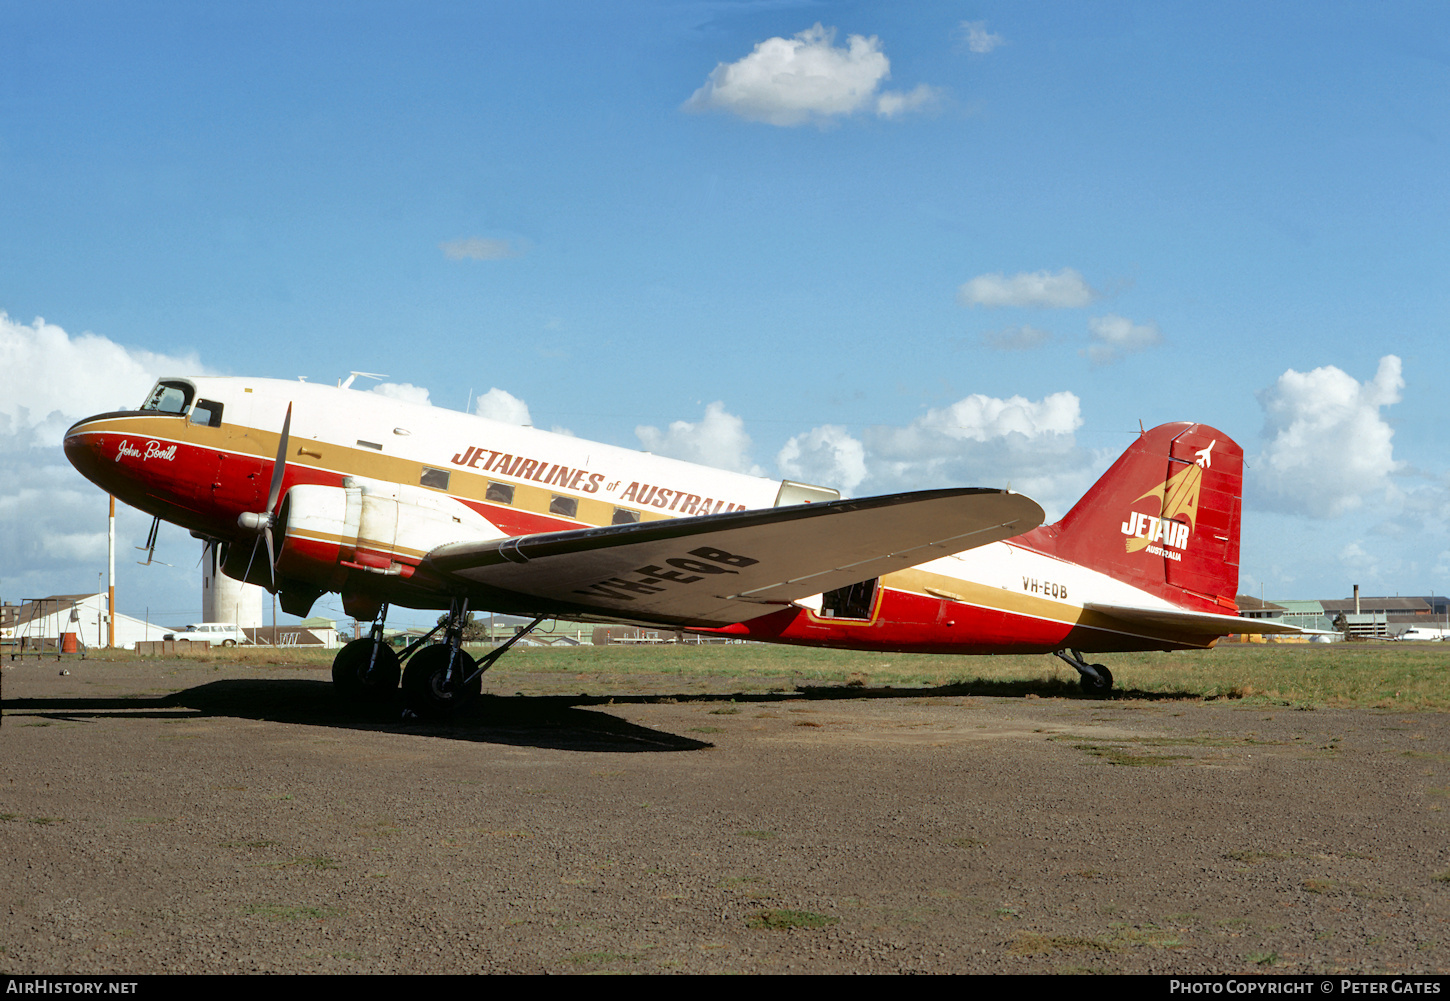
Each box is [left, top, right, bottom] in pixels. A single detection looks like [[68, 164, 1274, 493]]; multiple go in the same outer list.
[[271, 477, 505, 590]]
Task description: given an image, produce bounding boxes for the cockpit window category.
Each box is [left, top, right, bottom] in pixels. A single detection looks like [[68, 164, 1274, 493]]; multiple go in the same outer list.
[[140, 380, 195, 415], [189, 399, 224, 428]]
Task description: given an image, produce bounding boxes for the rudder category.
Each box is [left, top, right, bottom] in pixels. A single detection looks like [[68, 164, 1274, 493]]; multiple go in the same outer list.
[[1023, 423, 1242, 612]]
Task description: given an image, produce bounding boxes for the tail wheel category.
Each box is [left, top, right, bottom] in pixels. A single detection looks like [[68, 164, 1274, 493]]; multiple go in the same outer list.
[[402, 644, 480, 718], [332, 638, 401, 702], [1079, 663, 1114, 697]]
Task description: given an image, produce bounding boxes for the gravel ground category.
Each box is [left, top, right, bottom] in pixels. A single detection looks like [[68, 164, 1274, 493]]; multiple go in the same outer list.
[[2, 655, 1448, 975]]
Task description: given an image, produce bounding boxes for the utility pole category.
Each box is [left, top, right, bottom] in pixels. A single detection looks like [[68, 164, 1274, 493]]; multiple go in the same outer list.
[[107, 495, 116, 648]]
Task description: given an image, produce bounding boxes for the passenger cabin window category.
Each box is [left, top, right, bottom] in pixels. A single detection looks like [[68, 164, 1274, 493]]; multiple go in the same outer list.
[[419, 467, 450, 491], [549, 495, 578, 518], [189, 399, 224, 428], [140, 380, 195, 415], [819, 579, 878, 620], [485, 481, 515, 505], [611, 507, 640, 525]]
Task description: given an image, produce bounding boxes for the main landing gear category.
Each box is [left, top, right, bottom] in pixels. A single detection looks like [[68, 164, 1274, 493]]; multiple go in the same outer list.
[[1054, 648, 1114, 697], [330, 599, 545, 718]]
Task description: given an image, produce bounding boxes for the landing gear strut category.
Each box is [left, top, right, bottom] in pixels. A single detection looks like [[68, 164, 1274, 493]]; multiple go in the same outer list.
[[1054, 648, 1114, 697], [332, 602, 401, 702], [400, 600, 545, 719]]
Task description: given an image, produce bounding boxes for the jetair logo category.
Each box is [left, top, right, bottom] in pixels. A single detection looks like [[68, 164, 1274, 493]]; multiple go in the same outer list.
[[1119, 441, 1213, 560]]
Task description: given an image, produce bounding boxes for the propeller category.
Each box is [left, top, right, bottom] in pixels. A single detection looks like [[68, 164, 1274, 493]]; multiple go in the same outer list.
[[238, 403, 292, 589]]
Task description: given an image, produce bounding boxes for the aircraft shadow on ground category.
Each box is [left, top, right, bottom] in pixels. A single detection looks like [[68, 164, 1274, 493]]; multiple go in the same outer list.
[[1, 676, 1211, 751]]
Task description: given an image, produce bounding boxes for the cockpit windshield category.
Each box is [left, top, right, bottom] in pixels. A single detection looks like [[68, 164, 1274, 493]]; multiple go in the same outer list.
[[139, 380, 195, 415]]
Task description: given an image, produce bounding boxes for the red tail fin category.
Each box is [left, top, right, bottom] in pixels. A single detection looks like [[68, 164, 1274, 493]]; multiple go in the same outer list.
[[1023, 423, 1243, 612]]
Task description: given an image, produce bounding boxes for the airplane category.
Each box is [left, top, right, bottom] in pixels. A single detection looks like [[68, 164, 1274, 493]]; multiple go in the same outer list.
[[63, 375, 1297, 715]]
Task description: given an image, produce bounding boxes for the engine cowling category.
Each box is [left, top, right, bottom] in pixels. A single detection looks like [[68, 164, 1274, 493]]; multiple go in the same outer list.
[[250, 476, 505, 592]]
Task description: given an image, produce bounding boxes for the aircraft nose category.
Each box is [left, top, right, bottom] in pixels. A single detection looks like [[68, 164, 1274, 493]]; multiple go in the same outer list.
[[63, 411, 142, 496]]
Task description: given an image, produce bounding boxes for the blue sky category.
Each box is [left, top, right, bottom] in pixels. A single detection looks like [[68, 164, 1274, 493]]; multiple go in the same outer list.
[[2, 2, 1447, 627]]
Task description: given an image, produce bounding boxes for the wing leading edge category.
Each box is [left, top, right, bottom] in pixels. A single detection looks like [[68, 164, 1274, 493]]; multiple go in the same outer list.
[[426, 488, 1045, 627]]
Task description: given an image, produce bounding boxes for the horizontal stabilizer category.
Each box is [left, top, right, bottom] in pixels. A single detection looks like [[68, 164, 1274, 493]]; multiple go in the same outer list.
[[427, 488, 1044, 627], [1083, 602, 1304, 639]]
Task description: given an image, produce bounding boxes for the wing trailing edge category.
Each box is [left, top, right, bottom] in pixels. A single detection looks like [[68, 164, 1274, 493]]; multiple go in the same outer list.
[[426, 488, 1045, 627]]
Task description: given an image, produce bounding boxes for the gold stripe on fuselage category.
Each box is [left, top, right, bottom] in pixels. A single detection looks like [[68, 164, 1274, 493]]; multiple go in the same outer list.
[[83, 414, 673, 529]]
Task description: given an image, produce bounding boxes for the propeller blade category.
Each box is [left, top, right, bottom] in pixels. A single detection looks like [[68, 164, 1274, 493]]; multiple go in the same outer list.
[[263, 524, 277, 591], [242, 534, 261, 586], [265, 403, 292, 514]]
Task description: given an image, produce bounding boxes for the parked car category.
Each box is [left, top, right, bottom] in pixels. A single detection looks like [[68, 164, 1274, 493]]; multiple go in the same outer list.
[[162, 623, 249, 647]]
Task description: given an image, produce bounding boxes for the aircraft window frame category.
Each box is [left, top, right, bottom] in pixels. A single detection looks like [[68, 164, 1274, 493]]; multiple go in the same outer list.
[[485, 481, 515, 505], [189, 399, 224, 428], [419, 467, 450, 491], [611, 507, 640, 526], [140, 380, 195, 415], [549, 495, 578, 518]]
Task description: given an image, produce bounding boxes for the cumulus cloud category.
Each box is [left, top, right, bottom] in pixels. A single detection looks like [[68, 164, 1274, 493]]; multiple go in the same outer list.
[[0, 312, 209, 615], [683, 23, 938, 126], [0, 312, 206, 447], [474, 387, 533, 426], [1082, 314, 1163, 365], [637, 402, 763, 475], [982, 324, 1053, 351], [958, 21, 1004, 54], [957, 268, 1098, 309], [1251, 355, 1403, 519], [778, 425, 868, 493], [371, 382, 432, 406], [440, 237, 522, 260], [777, 391, 1098, 518]]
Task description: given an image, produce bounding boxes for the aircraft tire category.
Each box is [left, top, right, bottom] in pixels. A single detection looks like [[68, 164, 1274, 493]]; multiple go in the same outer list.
[[332, 638, 401, 702], [402, 644, 481, 718], [1079, 664, 1114, 697]]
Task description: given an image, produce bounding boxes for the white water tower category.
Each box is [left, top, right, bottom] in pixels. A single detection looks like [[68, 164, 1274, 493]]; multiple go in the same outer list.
[[202, 543, 263, 627]]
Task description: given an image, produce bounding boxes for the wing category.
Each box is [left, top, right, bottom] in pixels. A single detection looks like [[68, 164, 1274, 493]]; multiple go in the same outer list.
[[426, 488, 1044, 627], [1083, 602, 1306, 639]]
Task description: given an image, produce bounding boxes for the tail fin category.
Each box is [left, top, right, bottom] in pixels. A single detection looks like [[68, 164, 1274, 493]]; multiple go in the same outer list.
[[1026, 423, 1242, 612]]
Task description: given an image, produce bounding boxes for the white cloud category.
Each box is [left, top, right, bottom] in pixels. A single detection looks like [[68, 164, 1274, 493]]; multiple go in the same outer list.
[[474, 387, 533, 426], [440, 237, 521, 260], [0, 312, 206, 615], [683, 23, 937, 127], [1251, 355, 1403, 519], [958, 21, 1004, 54], [779, 391, 1097, 518], [1082, 313, 1163, 365], [982, 324, 1053, 351], [957, 268, 1097, 309], [0, 312, 207, 447], [875, 83, 938, 118], [637, 402, 762, 475], [371, 382, 432, 406], [777, 424, 867, 492]]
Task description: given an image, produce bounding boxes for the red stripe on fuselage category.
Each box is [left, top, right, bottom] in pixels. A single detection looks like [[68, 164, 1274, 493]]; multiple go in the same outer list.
[[706, 587, 1206, 655]]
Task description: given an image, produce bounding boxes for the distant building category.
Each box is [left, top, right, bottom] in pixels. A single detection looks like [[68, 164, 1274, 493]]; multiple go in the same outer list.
[[243, 619, 339, 648], [1, 594, 172, 651]]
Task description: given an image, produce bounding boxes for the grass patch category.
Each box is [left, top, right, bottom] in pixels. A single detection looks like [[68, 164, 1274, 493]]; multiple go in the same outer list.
[[245, 904, 343, 921], [1071, 743, 1188, 767], [258, 856, 341, 869], [568, 951, 637, 965], [747, 908, 838, 930], [74, 641, 1450, 710]]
